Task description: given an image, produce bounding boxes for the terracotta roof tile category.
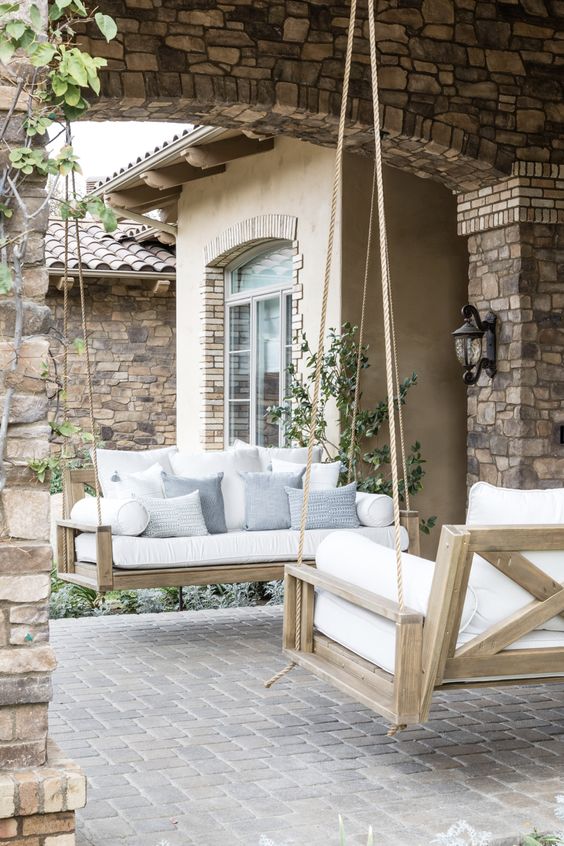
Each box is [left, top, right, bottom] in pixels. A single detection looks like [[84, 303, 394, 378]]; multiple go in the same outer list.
[[46, 220, 176, 275]]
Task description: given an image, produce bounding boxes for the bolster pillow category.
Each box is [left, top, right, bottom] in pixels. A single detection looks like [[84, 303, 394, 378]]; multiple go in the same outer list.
[[355, 492, 394, 528], [70, 496, 149, 536]]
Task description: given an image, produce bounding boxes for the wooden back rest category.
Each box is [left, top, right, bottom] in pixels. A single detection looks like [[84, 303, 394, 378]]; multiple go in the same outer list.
[[62, 466, 98, 518], [421, 523, 564, 706]]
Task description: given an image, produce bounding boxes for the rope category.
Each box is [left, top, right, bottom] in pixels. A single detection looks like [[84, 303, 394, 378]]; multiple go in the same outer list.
[[264, 0, 358, 689], [61, 168, 70, 566], [347, 163, 377, 484], [70, 166, 102, 525], [366, 0, 404, 608]]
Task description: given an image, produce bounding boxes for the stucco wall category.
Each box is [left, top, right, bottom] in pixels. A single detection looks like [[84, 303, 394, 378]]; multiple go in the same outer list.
[[342, 157, 469, 557], [176, 137, 340, 450]]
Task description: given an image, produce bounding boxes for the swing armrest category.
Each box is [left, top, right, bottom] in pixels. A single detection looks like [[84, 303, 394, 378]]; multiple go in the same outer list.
[[285, 564, 423, 624], [57, 519, 112, 533]]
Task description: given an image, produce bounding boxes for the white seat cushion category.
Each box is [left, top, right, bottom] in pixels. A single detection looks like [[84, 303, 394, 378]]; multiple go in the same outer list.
[[232, 439, 322, 470], [270, 458, 341, 490], [75, 525, 409, 570]]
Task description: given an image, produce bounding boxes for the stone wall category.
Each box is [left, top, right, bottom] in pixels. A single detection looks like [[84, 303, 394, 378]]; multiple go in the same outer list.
[[47, 277, 176, 450], [459, 164, 564, 488], [82, 0, 563, 191]]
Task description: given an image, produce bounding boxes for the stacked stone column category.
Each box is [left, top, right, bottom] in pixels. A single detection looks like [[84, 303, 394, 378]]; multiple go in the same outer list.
[[0, 77, 86, 844], [458, 163, 564, 488]]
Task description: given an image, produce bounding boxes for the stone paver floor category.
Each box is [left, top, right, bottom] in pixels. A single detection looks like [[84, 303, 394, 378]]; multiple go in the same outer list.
[[50, 607, 564, 846]]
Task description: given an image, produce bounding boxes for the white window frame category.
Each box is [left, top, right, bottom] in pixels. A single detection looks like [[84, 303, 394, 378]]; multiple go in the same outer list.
[[224, 241, 294, 448]]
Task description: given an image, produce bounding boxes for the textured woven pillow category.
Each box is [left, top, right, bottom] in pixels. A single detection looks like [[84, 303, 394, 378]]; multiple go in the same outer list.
[[162, 471, 227, 535], [286, 482, 360, 531], [240, 469, 304, 531], [137, 491, 208, 538]]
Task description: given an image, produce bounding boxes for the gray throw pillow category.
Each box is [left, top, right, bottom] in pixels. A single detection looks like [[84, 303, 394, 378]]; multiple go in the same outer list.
[[286, 482, 360, 530], [240, 469, 304, 531], [162, 471, 227, 535], [137, 492, 208, 538]]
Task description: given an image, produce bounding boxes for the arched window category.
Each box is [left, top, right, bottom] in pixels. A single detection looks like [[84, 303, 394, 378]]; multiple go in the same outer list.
[[225, 241, 294, 447]]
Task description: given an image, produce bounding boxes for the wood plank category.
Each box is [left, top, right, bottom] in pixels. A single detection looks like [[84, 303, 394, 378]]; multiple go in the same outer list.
[[455, 589, 564, 658], [106, 185, 180, 210], [400, 510, 420, 556], [283, 573, 297, 651], [481, 550, 563, 601], [468, 526, 564, 552], [285, 563, 422, 623], [301, 581, 315, 653], [445, 647, 564, 680], [420, 525, 471, 720], [394, 617, 423, 723], [57, 571, 98, 590], [58, 519, 111, 533], [140, 163, 225, 190], [96, 526, 114, 592], [283, 648, 404, 724], [185, 137, 274, 169], [313, 635, 394, 697], [110, 562, 286, 590]]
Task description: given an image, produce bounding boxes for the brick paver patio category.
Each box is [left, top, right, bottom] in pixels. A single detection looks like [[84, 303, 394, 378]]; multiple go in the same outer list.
[[50, 607, 564, 846]]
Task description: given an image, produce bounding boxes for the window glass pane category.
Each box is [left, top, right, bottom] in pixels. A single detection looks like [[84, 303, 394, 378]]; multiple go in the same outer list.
[[256, 296, 281, 447], [231, 245, 293, 295], [229, 304, 250, 351], [229, 352, 250, 400], [229, 402, 250, 443]]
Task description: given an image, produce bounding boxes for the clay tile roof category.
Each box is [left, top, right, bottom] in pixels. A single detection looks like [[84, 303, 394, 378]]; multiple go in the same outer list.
[[46, 220, 176, 275]]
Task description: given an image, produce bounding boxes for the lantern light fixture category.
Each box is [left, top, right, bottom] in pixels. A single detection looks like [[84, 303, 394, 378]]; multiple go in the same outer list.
[[452, 304, 497, 385]]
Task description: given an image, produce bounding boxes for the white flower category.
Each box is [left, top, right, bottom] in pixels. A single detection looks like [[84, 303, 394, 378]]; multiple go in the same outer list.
[[432, 820, 492, 846]]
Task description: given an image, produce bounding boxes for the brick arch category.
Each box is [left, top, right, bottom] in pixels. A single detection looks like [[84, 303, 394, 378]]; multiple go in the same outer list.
[[204, 215, 298, 266], [200, 215, 302, 449]]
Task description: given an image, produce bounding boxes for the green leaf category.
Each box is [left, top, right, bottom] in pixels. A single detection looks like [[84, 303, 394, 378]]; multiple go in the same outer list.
[[67, 55, 88, 86], [64, 84, 81, 106], [50, 420, 80, 438], [50, 74, 68, 96], [0, 36, 16, 63], [72, 0, 87, 14], [6, 19, 27, 40], [0, 3, 19, 14], [72, 337, 85, 354], [29, 3, 42, 31], [0, 263, 12, 294], [28, 40, 57, 66], [94, 12, 117, 42]]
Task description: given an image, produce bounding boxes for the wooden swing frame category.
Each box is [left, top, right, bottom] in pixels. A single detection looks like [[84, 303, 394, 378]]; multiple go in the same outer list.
[[283, 524, 564, 727], [56, 466, 421, 593]]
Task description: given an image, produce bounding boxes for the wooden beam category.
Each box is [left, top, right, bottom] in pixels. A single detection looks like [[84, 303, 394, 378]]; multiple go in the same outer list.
[[151, 279, 171, 295], [54, 276, 74, 291], [105, 185, 180, 211], [185, 137, 274, 169], [140, 163, 225, 190], [111, 208, 177, 237]]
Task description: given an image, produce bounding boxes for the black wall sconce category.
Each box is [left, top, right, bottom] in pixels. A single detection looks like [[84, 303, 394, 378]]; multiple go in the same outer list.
[[452, 304, 497, 385]]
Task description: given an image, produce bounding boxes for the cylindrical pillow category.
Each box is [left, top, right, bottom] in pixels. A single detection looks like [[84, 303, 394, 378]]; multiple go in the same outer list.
[[70, 496, 149, 536], [355, 492, 394, 528]]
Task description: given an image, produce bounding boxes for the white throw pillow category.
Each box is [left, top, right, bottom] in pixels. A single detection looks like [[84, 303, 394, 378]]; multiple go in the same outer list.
[[108, 462, 165, 499], [95, 446, 176, 497], [70, 496, 149, 536], [233, 439, 322, 470], [270, 458, 341, 491], [355, 492, 394, 528], [467, 482, 564, 634], [171, 448, 261, 531]]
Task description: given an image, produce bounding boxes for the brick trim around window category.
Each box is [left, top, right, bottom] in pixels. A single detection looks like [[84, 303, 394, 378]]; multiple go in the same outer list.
[[200, 216, 302, 450]]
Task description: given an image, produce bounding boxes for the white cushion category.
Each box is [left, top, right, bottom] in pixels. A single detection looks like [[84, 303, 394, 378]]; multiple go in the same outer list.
[[232, 439, 322, 471], [355, 492, 394, 527], [314, 532, 478, 675], [70, 496, 149, 536], [467, 482, 564, 634], [467, 481, 564, 525], [75, 524, 410, 569], [110, 462, 166, 498], [95, 447, 176, 497], [270, 458, 340, 490], [170, 448, 261, 531]]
